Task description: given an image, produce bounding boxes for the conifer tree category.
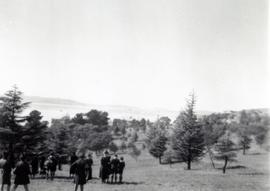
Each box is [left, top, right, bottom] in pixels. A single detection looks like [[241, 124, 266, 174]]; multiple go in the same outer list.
[[172, 93, 205, 170], [0, 86, 30, 157], [149, 135, 167, 164], [22, 110, 48, 153]]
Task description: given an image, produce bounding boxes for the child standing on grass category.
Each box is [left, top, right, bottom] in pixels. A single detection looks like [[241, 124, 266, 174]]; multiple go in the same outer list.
[[1, 152, 12, 191], [118, 157, 125, 184], [12, 155, 31, 191]]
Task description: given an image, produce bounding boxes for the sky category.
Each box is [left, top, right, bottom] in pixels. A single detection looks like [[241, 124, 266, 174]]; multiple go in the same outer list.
[[0, 0, 269, 112]]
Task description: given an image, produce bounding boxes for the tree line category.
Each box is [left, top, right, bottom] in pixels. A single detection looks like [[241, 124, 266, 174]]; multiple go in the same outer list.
[[146, 94, 269, 173], [0, 87, 269, 174]]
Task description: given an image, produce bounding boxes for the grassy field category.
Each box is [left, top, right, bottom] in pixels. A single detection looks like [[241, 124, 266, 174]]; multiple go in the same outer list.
[[1, 150, 269, 191]]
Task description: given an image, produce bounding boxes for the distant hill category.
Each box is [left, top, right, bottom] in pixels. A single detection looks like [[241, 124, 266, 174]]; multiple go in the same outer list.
[[22, 96, 183, 122], [22, 96, 268, 123]]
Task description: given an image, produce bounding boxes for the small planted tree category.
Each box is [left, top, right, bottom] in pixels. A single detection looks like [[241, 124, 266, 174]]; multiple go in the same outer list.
[[149, 135, 167, 164], [238, 130, 252, 155], [163, 149, 174, 167], [172, 93, 205, 170], [214, 132, 237, 174], [128, 144, 141, 161]]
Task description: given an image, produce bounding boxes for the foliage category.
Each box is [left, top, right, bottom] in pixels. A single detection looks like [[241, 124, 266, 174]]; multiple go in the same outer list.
[[120, 141, 127, 152], [112, 119, 127, 135], [154, 116, 171, 130], [214, 132, 237, 173], [85, 110, 109, 126], [128, 144, 141, 161], [149, 135, 167, 164], [130, 132, 138, 143], [0, 86, 30, 157], [108, 141, 118, 153], [71, 113, 86, 125], [172, 93, 205, 170], [22, 110, 48, 153]]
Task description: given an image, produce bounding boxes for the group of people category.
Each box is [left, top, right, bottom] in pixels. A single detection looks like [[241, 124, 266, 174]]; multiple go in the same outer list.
[[70, 151, 125, 191], [0, 151, 126, 191], [99, 151, 125, 184], [0, 153, 30, 191]]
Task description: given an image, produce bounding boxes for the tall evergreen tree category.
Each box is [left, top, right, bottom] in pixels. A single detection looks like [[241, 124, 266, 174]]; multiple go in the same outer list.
[[22, 110, 48, 153], [172, 93, 205, 170], [0, 86, 30, 157]]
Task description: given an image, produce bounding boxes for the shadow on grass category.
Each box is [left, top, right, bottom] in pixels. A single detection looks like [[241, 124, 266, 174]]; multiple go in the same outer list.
[[216, 165, 247, 170], [246, 152, 264, 155], [32, 176, 74, 180], [238, 172, 265, 176], [122, 181, 144, 185]]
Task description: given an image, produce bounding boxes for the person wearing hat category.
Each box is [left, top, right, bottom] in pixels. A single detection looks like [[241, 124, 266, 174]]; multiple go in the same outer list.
[[12, 155, 31, 191], [71, 153, 87, 191]]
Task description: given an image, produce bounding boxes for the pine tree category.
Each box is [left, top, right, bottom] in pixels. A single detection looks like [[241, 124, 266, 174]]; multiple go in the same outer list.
[[0, 86, 30, 157], [172, 93, 205, 170], [149, 135, 167, 164], [22, 110, 48, 153]]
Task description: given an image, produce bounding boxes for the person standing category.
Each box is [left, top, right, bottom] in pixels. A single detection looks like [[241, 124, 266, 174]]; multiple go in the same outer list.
[[70, 153, 78, 177], [118, 157, 125, 184], [71, 154, 87, 191], [49, 155, 57, 180], [99, 151, 110, 183], [39, 156, 46, 177], [1, 152, 12, 191], [110, 155, 119, 184], [12, 155, 31, 191], [30, 156, 38, 179], [85, 154, 93, 180]]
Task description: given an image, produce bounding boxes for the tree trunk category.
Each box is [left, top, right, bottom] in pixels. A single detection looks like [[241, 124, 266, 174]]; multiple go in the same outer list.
[[223, 156, 228, 174], [243, 144, 246, 155], [207, 146, 215, 169], [187, 159, 191, 170]]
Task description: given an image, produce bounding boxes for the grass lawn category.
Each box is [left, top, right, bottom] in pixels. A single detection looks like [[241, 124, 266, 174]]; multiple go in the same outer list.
[[2, 151, 269, 191]]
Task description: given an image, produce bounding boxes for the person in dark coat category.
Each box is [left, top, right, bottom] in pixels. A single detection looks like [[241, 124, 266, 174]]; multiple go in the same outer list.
[[85, 154, 93, 180], [1, 152, 12, 191], [31, 156, 38, 179], [70, 153, 78, 177], [39, 156, 46, 177], [71, 154, 87, 191], [118, 157, 125, 184], [110, 155, 120, 183], [12, 155, 31, 191], [99, 151, 111, 183], [49, 155, 57, 180]]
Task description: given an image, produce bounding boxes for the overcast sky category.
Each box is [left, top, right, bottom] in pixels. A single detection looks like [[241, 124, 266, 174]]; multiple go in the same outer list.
[[0, 0, 268, 111]]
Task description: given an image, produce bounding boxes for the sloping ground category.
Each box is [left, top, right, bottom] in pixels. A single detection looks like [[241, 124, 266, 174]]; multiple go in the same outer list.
[[3, 151, 269, 191]]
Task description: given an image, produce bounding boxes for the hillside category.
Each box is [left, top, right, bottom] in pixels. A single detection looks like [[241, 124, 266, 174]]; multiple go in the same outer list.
[[22, 96, 182, 122], [22, 96, 269, 123]]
